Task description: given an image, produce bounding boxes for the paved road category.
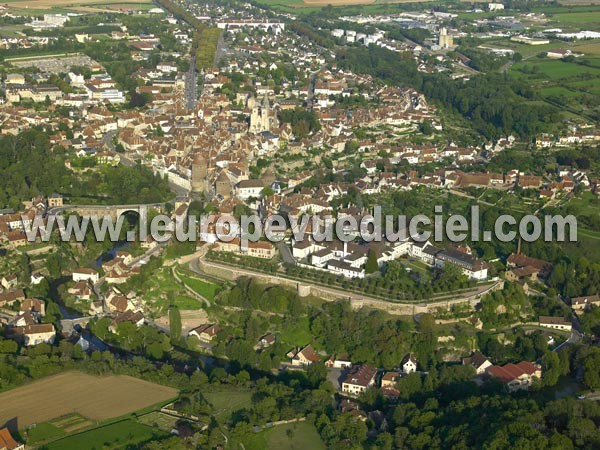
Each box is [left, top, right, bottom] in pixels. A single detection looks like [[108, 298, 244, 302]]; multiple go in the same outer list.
[[306, 70, 317, 110], [276, 241, 295, 265], [185, 55, 199, 110]]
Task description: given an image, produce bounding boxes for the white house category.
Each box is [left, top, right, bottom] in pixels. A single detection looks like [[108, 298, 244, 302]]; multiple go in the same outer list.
[[72, 268, 99, 284], [401, 353, 417, 374], [539, 316, 572, 332], [8, 323, 56, 346], [462, 351, 493, 375], [236, 179, 264, 201]]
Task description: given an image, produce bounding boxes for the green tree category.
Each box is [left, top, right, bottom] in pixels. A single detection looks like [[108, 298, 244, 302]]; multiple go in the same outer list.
[[365, 249, 379, 274], [169, 306, 182, 341]]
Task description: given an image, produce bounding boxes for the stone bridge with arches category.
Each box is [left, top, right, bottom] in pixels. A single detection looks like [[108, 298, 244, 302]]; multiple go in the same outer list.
[[47, 203, 167, 221]]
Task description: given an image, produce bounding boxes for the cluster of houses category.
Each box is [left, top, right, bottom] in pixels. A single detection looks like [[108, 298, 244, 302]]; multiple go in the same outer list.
[[0, 290, 56, 347], [286, 344, 542, 400], [462, 351, 542, 392], [291, 235, 489, 281]]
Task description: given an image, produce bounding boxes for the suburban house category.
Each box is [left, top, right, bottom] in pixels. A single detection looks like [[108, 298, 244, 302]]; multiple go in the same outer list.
[[401, 353, 417, 374], [0, 289, 25, 308], [0, 427, 24, 450], [109, 310, 145, 332], [462, 351, 493, 375], [288, 344, 321, 366], [570, 295, 600, 313], [217, 237, 276, 259], [47, 193, 63, 207], [6, 323, 56, 346], [341, 364, 378, 397], [1, 274, 17, 290], [68, 280, 94, 300], [6, 231, 27, 248], [539, 316, 572, 332], [257, 333, 276, 348], [72, 267, 100, 283], [236, 179, 264, 200], [506, 253, 553, 281], [19, 298, 46, 318], [188, 323, 219, 342], [380, 371, 400, 400], [487, 361, 542, 392]]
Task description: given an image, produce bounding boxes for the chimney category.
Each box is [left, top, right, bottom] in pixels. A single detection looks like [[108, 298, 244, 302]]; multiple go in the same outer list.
[[517, 237, 521, 255]]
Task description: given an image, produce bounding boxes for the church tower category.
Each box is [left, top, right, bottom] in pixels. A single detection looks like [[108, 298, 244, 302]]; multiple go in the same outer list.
[[250, 94, 278, 133]]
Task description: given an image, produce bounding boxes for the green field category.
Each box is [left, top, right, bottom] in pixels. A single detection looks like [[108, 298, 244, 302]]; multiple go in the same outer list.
[[135, 266, 205, 313], [243, 422, 327, 450], [203, 387, 253, 421], [512, 59, 600, 79], [278, 315, 312, 346], [509, 55, 600, 120], [25, 423, 65, 445], [176, 269, 221, 301], [43, 419, 166, 450]]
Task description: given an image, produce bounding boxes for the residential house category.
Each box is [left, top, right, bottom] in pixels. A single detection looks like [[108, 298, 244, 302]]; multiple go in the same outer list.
[[1, 274, 17, 290], [0, 427, 24, 450], [380, 371, 400, 401], [570, 295, 600, 314], [539, 316, 572, 331], [341, 364, 378, 396], [68, 280, 94, 300], [217, 238, 276, 259], [0, 289, 25, 308], [47, 193, 63, 207], [506, 253, 553, 281], [401, 353, 417, 374], [188, 323, 219, 342], [6, 323, 56, 346], [462, 351, 493, 375], [236, 179, 264, 201], [257, 333, 276, 348], [487, 361, 542, 392], [72, 267, 100, 284], [19, 298, 45, 318], [289, 344, 321, 366]]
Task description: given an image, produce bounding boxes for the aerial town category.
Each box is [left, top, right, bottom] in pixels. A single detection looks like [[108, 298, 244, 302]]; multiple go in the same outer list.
[[0, 1, 599, 449]]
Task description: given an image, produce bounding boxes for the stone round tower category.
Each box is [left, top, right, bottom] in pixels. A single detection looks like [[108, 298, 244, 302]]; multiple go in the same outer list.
[[191, 153, 209, 194]]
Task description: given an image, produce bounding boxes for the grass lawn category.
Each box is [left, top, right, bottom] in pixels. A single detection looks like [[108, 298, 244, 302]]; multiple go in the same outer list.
[[266, 422, 326, 450], [512, 59, 600, 79], [24, 423, 65, 445], [278, 315, 312, 347], [243, 422, 326, 450], [137, 411, 178, 432], [203, 388, 253, 421], [138, 266, 203, 313], [549, 11, 600, 26], [176, 269, 221, 301], [44, 419, 166, 450]]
